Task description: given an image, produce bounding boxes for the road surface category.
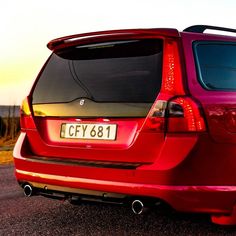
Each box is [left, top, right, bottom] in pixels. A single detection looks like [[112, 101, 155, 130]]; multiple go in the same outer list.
[[0, 164, 235, 235]]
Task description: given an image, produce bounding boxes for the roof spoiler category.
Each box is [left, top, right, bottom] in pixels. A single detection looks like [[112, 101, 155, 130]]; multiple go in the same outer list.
[[47, 28, 180, 51]]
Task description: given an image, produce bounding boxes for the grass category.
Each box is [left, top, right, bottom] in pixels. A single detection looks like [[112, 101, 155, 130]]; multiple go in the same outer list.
[[0, 136, 17, 147], [0, 151, 14, 164], [0, 135, 17, 164]]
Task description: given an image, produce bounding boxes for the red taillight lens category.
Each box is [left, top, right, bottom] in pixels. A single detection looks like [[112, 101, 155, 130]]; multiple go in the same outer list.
[[20, 97, 36, 129], [167, 97, 206, 132], [161, 39, 185, 96], [143, 100, 167, 132], [145, 39, 206, 132], [144, 117, 165, 131], [143, 97, 206, 133], [21, 97, 31, 116], [140, 38, 206, 133]]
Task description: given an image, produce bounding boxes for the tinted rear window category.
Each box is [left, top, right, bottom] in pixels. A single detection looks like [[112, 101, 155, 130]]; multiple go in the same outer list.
[[32, 39, 163, 104], [194, 42, 236, 90]]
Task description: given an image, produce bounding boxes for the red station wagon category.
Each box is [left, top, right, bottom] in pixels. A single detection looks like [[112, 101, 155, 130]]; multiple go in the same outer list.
[[14, 25, 236, 225]]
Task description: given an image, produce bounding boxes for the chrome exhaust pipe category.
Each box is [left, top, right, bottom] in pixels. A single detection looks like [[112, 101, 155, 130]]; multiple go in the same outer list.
[[131, 199, 145, 215], [23, 184, 33, 197]]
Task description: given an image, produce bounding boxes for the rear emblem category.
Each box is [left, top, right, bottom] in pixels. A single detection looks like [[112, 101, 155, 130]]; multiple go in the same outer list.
[[79, 99, 85, 106]]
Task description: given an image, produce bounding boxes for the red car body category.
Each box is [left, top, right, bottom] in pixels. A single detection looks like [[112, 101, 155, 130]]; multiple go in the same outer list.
[[14, 25, 236, 225]]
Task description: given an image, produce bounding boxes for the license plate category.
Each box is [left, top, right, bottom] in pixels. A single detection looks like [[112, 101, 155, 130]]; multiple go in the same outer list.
[[60, 123, 117, 140]]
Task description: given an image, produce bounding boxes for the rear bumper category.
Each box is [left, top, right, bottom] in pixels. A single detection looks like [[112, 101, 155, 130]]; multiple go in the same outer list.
[[14, 132, 236, 215]]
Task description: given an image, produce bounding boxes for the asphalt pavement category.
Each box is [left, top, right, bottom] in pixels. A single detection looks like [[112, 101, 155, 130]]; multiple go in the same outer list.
[[1, 164, 236, 235]]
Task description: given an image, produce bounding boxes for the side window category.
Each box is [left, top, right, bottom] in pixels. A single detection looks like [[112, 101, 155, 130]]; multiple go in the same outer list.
[[194, 42, 236, 91]]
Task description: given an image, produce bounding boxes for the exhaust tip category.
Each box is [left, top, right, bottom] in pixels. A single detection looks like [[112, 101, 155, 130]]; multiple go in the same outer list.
[[23, 184, 33, 197], [131, 199, 144, 215]]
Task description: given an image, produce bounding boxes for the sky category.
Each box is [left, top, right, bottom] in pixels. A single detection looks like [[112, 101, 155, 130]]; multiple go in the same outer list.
[[0, 0, 236, 105]]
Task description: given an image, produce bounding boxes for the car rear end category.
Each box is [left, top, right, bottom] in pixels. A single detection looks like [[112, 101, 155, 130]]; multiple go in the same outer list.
[[13, 27, 236, 225]]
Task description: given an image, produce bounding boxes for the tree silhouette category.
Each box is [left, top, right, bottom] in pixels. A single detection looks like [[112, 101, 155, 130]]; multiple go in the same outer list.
[[0, 116, 6, 137]]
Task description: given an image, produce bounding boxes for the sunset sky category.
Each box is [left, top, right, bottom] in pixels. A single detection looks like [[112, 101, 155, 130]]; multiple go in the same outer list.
[[1, 0, 236, 105]]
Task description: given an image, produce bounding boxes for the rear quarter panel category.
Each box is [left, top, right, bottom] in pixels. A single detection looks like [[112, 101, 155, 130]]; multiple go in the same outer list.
[[180, 32, 236, 185]]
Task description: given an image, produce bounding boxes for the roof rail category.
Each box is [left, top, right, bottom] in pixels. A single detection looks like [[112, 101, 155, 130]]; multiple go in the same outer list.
[[183, 25, 236, 34]]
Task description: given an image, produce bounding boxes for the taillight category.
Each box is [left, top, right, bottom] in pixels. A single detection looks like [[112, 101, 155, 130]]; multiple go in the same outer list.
[[21, 97, 31, 116], [20, 97, 36, 129], [167, 97, 206, 132], [161, 39, 185, 96], [143, 38, 206, 133], [144, 100, 167, 132]]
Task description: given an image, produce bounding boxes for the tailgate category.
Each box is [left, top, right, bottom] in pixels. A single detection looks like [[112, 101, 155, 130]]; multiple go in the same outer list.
[[28, 38, 165, 163]]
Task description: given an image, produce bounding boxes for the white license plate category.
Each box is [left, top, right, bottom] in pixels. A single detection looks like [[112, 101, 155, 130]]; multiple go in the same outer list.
[[61, 123, 117, 140]]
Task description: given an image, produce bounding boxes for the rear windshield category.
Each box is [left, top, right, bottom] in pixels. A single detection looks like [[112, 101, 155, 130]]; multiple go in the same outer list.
[[32, 39, 163, 104], [194, 42, 236, 91]]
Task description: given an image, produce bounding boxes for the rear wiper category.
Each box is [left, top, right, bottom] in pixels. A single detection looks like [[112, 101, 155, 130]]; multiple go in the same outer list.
[[68, 61, 94, 100]]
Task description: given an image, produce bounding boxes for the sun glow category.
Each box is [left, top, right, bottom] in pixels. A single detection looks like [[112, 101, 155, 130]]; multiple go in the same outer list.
[[0, 0, 236, 104]]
